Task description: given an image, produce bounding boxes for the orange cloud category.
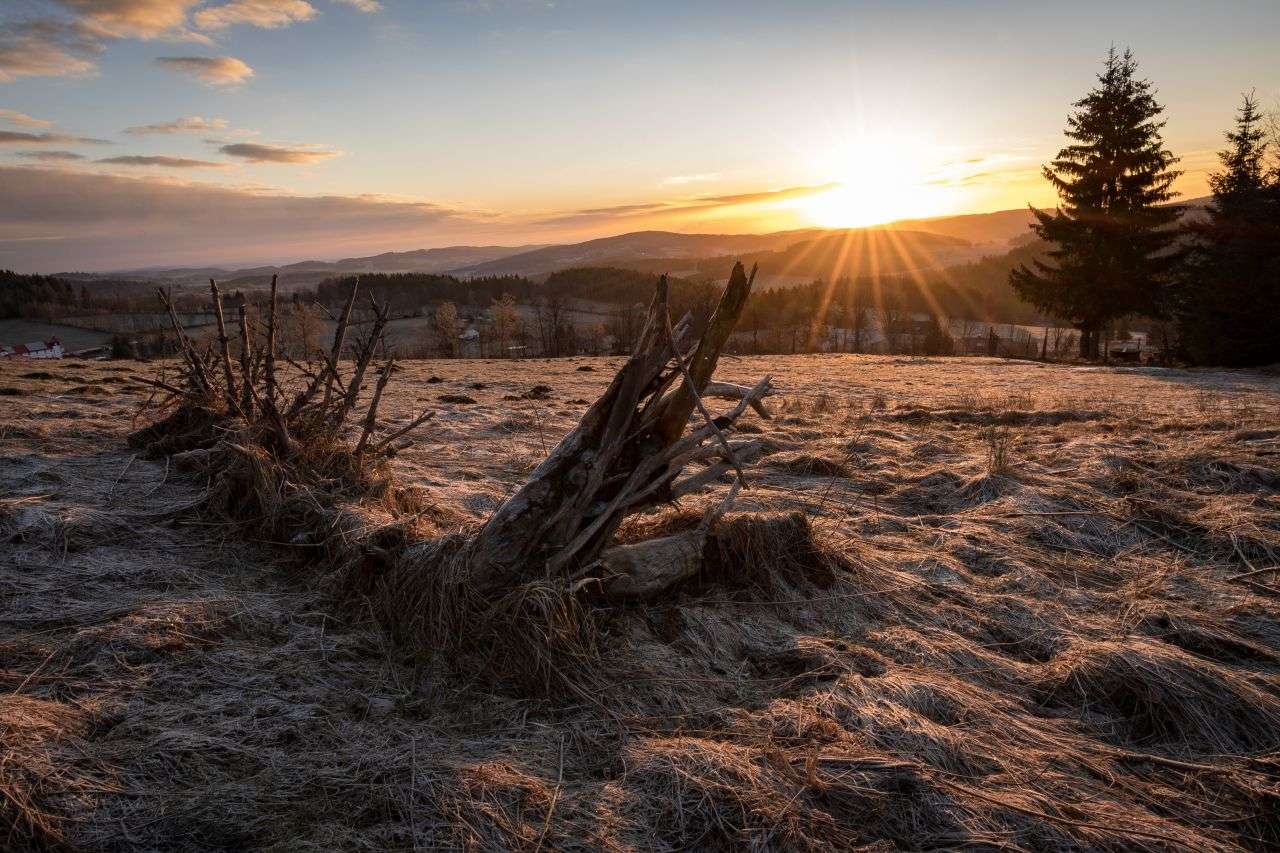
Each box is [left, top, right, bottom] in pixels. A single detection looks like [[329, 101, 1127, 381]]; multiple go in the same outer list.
[[154, 55, 254, 85], [0, 109, 54, 129], [0, 130, 112, 145], [219, 142, 340, 164], [98, 154, 227, 168], [56, 0, 205, 40], [0, 18, 101, 82], [194, 0, 318, 31], [124, 115, 229, 134]]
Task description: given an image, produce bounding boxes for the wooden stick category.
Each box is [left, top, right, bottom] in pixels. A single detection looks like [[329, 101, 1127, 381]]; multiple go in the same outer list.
[[209, 279, 240, 415], [287, 278, 359, 419], [335, 297, 389, 430], [662, 304, 746, 486], [373, 409, 435, 453], [354, 358, 394, 455], [263, 274, 280, 409], [157, 287, 212, 393], [651, 261, 757, 444], [237, 305, 255, 417], [703, 380, 772, 419]]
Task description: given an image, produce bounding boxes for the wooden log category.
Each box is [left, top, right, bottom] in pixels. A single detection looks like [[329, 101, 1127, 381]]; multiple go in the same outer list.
[[703, 380, 773, 418]]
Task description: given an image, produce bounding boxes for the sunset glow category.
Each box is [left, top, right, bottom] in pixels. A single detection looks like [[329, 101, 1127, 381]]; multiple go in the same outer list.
[[794, 139, 954, 228], [1, 1, 1276, 271]]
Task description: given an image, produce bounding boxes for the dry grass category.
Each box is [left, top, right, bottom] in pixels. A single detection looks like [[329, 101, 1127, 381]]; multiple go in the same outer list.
[[2, 353, 1280, 851]]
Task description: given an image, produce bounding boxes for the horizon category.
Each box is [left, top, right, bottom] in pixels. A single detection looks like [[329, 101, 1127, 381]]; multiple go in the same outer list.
[[2, 0, 1278, 272]]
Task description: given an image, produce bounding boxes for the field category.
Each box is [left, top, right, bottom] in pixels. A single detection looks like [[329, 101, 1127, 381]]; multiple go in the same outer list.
[[0, 320, 112, 354], [3, 353, 1279, 850]]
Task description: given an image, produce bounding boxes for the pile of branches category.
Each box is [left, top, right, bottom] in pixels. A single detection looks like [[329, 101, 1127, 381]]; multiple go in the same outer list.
[[131, 276, 433, 528], [133, 263, 781, 693]]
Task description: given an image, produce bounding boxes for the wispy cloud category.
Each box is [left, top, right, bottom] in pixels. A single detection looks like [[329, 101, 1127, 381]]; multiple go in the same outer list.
[[536, 182, 837, 227], [0, 18, 102, 83], [0, 130, 112, 145], [695, 183, 838, 206], [219, 142, 340, 164], [194, 0, 318, 31], [0, 109, 53, 128], [1, 0, 356, 83], [98, 154, 227, 168], [124, 115, 228, 135], [155, 55, 254, 85], [15, 150, 86, 162]]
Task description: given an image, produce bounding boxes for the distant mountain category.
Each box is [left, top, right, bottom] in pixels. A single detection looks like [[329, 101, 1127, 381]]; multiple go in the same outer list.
[[57, 198, 1212, 291], [886, 208, 1040, 247], [58, 244, 545, 286], [886, 195, 1212, 249], [450, 230, 826, 278]]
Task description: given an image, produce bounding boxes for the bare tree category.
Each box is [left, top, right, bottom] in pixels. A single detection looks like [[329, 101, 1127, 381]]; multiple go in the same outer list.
[[434, 301, 459, 358], [490, 293, 520, 358]]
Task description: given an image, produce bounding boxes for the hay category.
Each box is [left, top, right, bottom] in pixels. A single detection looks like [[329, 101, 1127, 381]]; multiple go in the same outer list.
[[4, 354, 1280, 850]]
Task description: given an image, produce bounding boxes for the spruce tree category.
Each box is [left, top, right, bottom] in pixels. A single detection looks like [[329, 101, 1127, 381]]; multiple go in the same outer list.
[[1177, 93, 1280, 366], [1011, 47, 1182, 359]]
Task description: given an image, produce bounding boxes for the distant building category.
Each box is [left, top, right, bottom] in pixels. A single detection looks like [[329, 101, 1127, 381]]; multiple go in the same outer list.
[[1108, 340, 1141, 363], [1, 337, 63, 359]]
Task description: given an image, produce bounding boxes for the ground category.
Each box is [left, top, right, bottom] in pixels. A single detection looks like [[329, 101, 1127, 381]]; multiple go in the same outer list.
[[2, 354, 1279, 851]]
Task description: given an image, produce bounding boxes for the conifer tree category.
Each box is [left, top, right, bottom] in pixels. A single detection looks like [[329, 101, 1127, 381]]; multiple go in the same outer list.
[[1177, 93, 1280, 366], [1011, 47, 1182, 359]]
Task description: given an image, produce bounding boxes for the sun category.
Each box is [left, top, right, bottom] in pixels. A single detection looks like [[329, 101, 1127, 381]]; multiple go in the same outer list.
[[793, 137, 952, 228]]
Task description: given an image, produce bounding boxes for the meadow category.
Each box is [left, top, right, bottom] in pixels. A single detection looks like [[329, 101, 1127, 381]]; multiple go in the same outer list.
[[2, 352, 1278, 850]]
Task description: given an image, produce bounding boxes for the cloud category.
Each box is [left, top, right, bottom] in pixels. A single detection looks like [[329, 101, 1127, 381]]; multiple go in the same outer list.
[[193, 0, 318, 31], [98, 155, 227, 168], [695, 183, 838, 206], [124, 115, 228, 134], [535, 183, 839, 227], [155, 55, 254, 85], [0, 165, 487, 271], [54, 0, 206, 40], [4, 0, 374, 84], [0, 130, 112, 145], [15, 150, 87, 162], [0, 18, 102, 82], [0, 109, 53, 128], [219, 142, 340, 164]]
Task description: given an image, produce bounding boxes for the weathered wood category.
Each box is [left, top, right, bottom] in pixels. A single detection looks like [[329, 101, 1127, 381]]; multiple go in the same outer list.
[[237, 305, 255, 417], [703, 381, 772, 419], [460, 267, 766, 596], [650, 261, 757, 444], [158, 287, 213, 395], [354, 358, 394, 456], [209, 279, 239, 415]]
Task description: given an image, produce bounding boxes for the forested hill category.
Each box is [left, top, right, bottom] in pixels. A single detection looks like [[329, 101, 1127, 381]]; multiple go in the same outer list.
[[0, 270, 79, 319]]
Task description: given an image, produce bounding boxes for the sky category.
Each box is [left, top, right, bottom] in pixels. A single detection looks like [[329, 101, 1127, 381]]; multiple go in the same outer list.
[[1, 0, 1278, 272]]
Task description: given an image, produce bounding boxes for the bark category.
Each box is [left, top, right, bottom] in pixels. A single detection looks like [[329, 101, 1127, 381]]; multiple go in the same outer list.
[[459, 263, 765, 596]]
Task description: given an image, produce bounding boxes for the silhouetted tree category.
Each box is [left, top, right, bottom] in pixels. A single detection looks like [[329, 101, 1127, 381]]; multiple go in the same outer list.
[[1010, 47, 1182, 359], [1176, 93, 1280, 366]]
